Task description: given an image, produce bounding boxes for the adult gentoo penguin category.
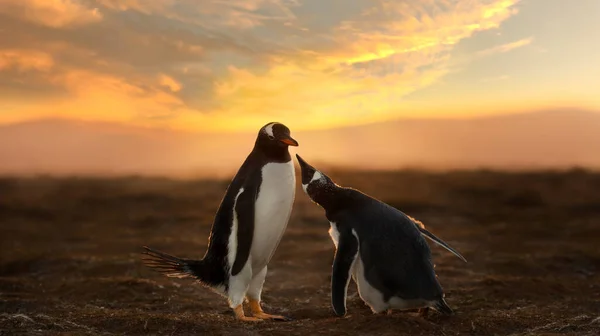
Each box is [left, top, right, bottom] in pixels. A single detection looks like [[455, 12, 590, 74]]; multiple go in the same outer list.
[[295, 154, 466, 317], [142, 122, 298, 322]]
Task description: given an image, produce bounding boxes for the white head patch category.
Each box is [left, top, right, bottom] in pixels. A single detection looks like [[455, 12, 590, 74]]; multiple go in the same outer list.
[[302, 171, 324, 193], [264, 122, 276, 137]]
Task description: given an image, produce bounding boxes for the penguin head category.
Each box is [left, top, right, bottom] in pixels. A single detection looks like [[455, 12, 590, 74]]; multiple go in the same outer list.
[[256, 122, 298, 150], [296, 154, 337, 206]]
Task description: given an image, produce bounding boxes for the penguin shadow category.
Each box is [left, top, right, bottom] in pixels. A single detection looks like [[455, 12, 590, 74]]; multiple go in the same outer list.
[[215, 299, 324, 323], [216, 306, 333, 323], [344, 293, 453, 328]]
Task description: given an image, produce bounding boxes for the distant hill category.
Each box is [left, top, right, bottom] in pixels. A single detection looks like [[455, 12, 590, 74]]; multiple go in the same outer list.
[[0, 119, 256, 177], [298, 109, 600, 170], [0, 109, 598, 176]]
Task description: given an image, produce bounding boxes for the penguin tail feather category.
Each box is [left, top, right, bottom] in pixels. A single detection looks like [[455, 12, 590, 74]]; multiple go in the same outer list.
[[433, 298, 454, 316], [418, 227, 468, 263], [141, 246, 201, 279]]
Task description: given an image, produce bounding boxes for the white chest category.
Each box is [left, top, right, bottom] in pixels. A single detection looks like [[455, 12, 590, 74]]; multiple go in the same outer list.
[[328, 222, 388, 313], [250, 161, 296, 269]]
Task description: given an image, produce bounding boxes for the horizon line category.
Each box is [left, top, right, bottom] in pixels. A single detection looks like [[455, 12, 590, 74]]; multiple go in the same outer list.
[[0, 106, 598, 134]]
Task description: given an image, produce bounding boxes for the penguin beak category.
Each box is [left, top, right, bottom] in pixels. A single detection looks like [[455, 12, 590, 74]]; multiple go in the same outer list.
[[296, 154, 316, 183], [296, 154, 309, 168], [280, 135, 298, 146]]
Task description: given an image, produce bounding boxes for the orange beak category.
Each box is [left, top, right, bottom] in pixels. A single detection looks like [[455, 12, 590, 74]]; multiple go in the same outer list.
[[280, 136, 299, 146]]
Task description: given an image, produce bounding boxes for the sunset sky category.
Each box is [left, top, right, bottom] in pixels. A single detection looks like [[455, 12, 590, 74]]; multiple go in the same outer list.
[[0, 0, 598, 132]]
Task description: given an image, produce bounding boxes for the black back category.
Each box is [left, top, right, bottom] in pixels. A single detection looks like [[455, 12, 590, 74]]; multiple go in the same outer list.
[[332, 193, 443, 301], [296, 154, 443, 301], [201, 122, 297, 287]]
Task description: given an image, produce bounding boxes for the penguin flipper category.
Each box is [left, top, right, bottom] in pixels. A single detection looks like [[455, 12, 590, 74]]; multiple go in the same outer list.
[[418, 227, 467, 263], [231, 177, 260, 276], [331, 228, 359, 317]]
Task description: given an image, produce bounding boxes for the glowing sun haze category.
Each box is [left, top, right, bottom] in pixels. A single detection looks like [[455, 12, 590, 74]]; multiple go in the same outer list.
[[1, 0, 598, 132]]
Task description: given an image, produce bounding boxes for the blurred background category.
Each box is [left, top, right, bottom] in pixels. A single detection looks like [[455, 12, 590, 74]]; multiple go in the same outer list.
[[1, 0, 599, 335], [0, 0, 599, 176]]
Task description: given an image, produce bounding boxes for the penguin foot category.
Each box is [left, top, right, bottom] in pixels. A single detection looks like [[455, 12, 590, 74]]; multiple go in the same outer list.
[[233, 304, 263, 322], [254, 312, 293, 321], [248, 299, 292, 322], [386, 309, 394, 316], [418, 307, 430, 318], [239, 316, 263, 322]]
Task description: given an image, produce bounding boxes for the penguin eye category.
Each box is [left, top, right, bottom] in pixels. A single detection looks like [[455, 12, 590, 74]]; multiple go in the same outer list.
[[267, 135, 275, 140]]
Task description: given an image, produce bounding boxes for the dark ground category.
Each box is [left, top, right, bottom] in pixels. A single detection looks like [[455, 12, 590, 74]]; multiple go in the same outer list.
[[1, 170, 599, 335]]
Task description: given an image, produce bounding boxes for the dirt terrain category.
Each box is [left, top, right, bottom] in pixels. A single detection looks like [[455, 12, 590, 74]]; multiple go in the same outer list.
[[1, 170, 599, 335]]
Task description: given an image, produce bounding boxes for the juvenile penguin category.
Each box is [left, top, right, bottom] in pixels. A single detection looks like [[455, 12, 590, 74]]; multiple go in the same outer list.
[[295, 154, 466, 317], [142, 122, 298, 322]]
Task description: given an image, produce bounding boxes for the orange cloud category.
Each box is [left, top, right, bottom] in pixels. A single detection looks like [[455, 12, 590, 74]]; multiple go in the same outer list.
[[159, 74, 183, 93], [97, 0, 298, 29], [476, 37, 533, 57], [0, 68, 186, 126], [329, 0, 520, 65], [0, 0, 537, 132], [0, 0, 102, 28], [201, 0, 525, 130], [0, 49, 54, 72], [95, 0, 163, 13]]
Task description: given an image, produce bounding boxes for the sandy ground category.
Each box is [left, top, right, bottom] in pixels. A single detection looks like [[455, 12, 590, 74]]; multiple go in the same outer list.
[[1, 170, 599, 335]]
